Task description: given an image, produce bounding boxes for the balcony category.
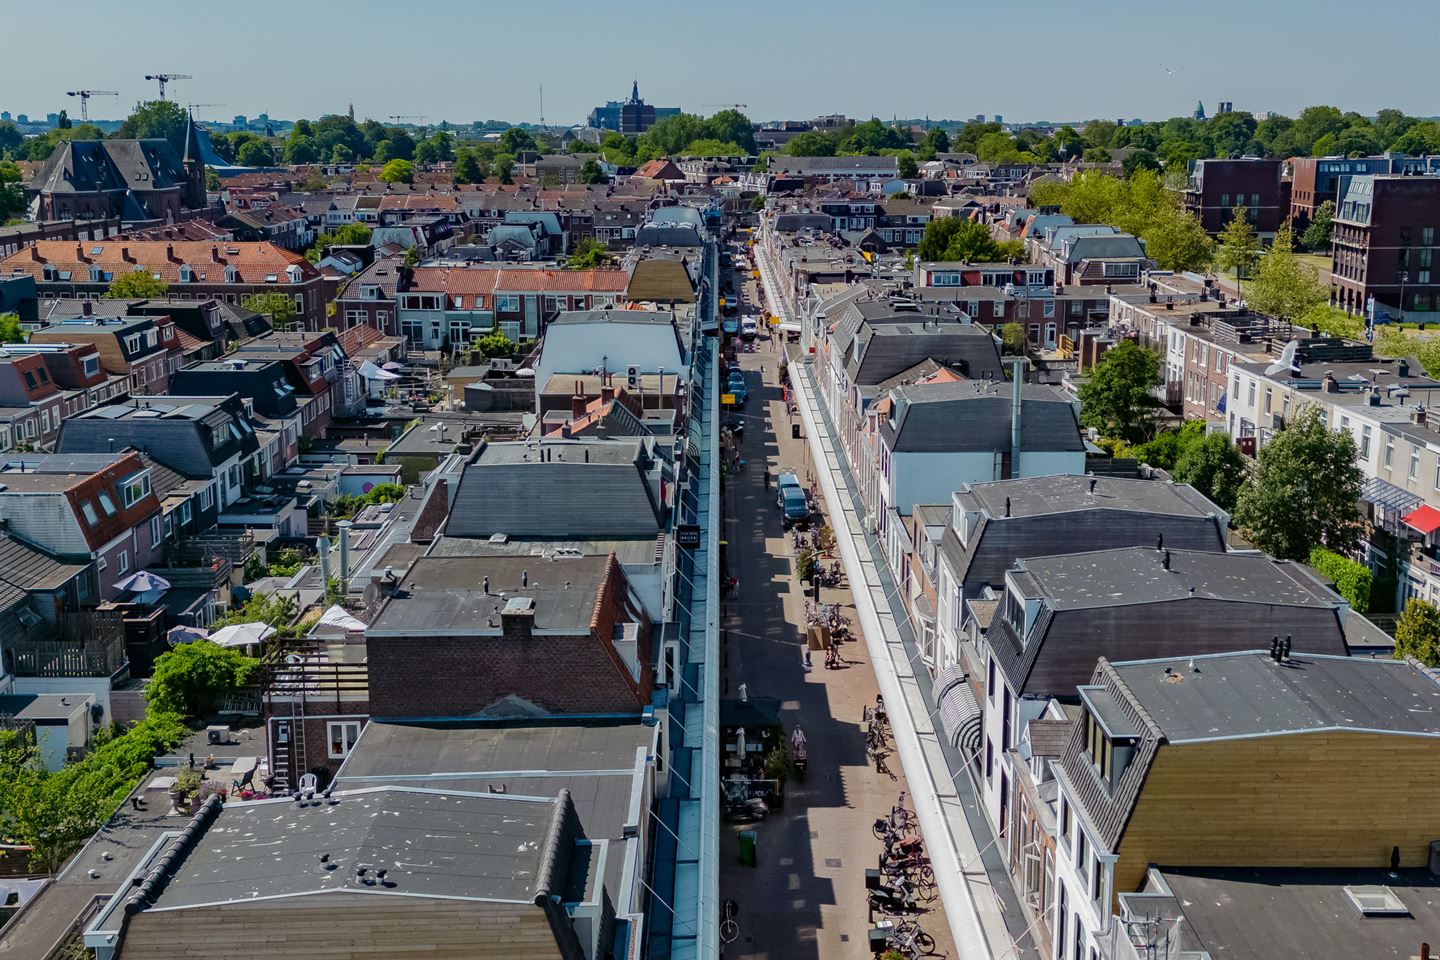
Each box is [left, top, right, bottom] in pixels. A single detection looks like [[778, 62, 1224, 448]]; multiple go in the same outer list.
[[6, 610, 127, 679]]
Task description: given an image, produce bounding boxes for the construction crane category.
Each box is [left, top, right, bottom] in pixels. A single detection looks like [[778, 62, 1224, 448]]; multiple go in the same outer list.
[[65, 90, 118, 123], [144, 73, 193, 99], [703, 103, 749, 111], [387, 114, 426, 126], [186, 103, 224, 118]]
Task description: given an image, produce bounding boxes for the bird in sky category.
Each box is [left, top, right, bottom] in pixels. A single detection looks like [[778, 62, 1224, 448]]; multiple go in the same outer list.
[[1161, 64, 1183, 77]]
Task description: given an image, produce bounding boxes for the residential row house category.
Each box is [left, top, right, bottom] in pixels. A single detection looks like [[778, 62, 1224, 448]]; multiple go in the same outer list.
[[0, 240, 328, 329]]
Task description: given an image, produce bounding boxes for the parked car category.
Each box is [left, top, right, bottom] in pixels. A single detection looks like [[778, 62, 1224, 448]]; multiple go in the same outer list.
[[726, 371, 748, 405], [740, 317, 759, 340], [776, 472, 808, 527]]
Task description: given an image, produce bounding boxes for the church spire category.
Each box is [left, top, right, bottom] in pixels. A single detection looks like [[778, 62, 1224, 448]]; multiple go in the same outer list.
[[630, 78, 640, 103]]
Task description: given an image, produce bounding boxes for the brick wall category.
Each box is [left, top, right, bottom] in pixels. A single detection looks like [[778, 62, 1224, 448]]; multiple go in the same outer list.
[[369, 557, 653, 718]]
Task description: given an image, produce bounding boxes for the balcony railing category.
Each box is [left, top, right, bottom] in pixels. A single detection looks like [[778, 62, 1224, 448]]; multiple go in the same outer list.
[[7, 610, 127, 678]]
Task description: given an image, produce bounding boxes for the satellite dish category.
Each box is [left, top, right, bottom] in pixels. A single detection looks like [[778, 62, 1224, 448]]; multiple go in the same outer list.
[[1265, 340, 1301, 377]]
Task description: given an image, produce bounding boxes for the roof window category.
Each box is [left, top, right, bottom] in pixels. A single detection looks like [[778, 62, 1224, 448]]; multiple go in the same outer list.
[[1344, 885, 1409, 917]]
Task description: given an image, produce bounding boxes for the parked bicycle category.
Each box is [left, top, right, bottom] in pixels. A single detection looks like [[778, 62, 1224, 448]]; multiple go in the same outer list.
[[883, 919, 939, 960]]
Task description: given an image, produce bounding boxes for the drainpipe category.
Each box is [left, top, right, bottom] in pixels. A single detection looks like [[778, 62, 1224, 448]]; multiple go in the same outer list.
[[1009, 358, 1024, 479]]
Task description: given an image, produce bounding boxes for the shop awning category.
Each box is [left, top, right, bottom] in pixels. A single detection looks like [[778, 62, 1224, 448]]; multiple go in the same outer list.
[[1403, 504, 1440, 535], [935, 665, 983, 758]]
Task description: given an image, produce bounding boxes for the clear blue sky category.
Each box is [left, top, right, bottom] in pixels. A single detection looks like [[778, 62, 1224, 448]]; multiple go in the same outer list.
[[3, 0, 1437, 125]]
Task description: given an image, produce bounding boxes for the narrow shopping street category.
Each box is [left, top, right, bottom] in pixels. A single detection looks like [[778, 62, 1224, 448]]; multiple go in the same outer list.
[[717, 263, 956, 960]]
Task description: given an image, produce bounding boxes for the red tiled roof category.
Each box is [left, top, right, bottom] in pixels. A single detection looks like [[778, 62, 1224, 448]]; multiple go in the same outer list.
[[494, 269, 629, 293], [4, 240, 318, 284]]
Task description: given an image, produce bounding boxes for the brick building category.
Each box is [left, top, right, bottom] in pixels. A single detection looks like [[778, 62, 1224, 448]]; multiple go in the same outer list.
[[366, 553, 654, 718], [1181, 158, 1288, 238], [31, 117, 207, 222], [1, 240, 327, 329], [1331, 173, 1440, 324]]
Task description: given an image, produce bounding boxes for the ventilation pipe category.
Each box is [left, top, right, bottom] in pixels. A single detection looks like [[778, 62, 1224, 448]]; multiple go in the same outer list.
[[1009, 358, 1024, 479], [336, 520, 353, 590], [317, 535, 331, 587]]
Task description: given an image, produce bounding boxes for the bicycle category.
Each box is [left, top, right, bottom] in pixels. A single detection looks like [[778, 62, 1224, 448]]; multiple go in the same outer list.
[[889, 791, 916, 831], [719, 898, 739, 944], [885, 919, 938, 959]]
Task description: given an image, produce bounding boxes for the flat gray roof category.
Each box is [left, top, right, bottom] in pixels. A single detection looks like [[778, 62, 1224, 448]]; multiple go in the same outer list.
[[1012, 548, 1337, 610], [369, 554, 610, 634], [961, 474, 1221, 520], [474, 438, 641, 466], [144, 787, 555, 909], [1110, 650, 1440, 743]]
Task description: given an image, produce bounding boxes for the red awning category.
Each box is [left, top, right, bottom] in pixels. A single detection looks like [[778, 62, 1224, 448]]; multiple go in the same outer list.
[[1403, 504, 1440, 535]]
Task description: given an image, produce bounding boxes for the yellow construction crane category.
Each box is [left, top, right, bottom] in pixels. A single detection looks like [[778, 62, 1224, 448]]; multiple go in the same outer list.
[[65, 90, 118, 122], [144, 73, 193, 99]]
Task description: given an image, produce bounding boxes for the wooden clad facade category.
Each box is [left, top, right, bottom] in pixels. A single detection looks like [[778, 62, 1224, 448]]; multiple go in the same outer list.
[[119, 895, 561, 959], [1113, 730, 1440, 895]]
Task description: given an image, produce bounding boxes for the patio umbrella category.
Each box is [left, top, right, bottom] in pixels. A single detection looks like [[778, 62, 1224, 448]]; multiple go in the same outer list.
[[115, 571, 172, 593], [167, 625, 210, 645], [209, 622, 276, 649], [382, 361, 405, 372]]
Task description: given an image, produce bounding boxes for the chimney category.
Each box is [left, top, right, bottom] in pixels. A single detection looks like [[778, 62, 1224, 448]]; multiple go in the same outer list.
[[121, 246, 132, 263], [211, 244, 222, 263], [1282, 634, 1292, 661], [521, 569, 528, 588], [82, 300, 93, 317], [482, 576, 490, 594], [29, 245, 42, 262], [166, 243, 177, 263], [1156, 532, 1164, 550], [1009, 358, 1024, 478], [336, 520, 353, 589], [1162, 549, 1171, 570], [75, 243, 86, 263], [500, 596, 535, 642], [1323, 372, 1339, 393], [601, 383, 615, 404], [1399, 359, 1411, 378], [571, 383, 588, 420], [1004, 496, 1011, 518], [1089, 477, 1097, 495], [1270, 635, 1281, 660], [317, 535, 332, 586], [1416, 405, 1427, 427]]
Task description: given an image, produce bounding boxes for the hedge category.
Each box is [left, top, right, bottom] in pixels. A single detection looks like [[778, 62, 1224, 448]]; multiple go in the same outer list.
[[1308, 546, 1372, 614]]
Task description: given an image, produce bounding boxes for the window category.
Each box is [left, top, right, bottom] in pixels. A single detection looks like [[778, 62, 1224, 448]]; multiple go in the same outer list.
[[984, 739, 994, 780], [1385, 436, 1395, 469], [23, 370, 35, 389], [1060, 797, 1072, 846], [97, 491, 117, 516], [180, 500, 192, 524], [150, 514, 163, 544], [120, 471, 151, 507], [117, 550, 129, 575], [987, 656, 997, 702], [1043, 299, 1055, 318], [81, 500, 99, 525], [199, 484, 214, 510], [497, 294, 519, 311], [1361, 425, 1372, 460], [328, 721, 363, 758], [1411, 446, 1421, 481], [1247, 379, 1256, 406]]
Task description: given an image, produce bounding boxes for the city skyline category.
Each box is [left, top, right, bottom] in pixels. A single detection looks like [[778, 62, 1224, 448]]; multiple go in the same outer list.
[[3, 0, 1437, 126]]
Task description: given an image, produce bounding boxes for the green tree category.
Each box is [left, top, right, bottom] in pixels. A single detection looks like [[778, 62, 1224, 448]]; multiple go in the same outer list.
[[499, 127, 537, 154], [682, 138, 743, 157], [784, 131, 837, 157], [403, 245, 422, 267], [1144, 205, 1214, 272], [494, 153, 514, 184], [236, 139, 276, 166], [1232, 404, 1363, 560], [1248, 221, 1327, 320], [1214, 205, 1260, 295], [895, 151, 918, 178], [1076, 341, 1163, 444], [924, 127, 951, 155], [104, 271, 170, 299], [567, 237, 608, 269], [0, 312, 24, 343], [0, 712, 187, 871], [576, 158, 606, 184], [1121, 148, 1161, 178], [476, 330, 515, 358], [1395, 597, 1440, 666], [1172, 431, 1247, 511], [146, 641, 260, 718], [0, 160, 23, 221], [998, 323, 1027, 355], [284, 135, 319, 164], [917, 217, 1003, 262], [204, 167, 221, 191], [1307, 546, 1373, 614], [243, 291, 299, 327], [0, 120, 22, 158], [115, 99, 189, 153], [1301, 200, 1335, 252], [452, 148, 485, 185], [749, 194, 766, 211], [379, 158, 414, 183]]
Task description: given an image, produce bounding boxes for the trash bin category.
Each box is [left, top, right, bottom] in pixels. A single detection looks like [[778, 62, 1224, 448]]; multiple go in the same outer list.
[[791, 424, 802, 440], [739, 829, 758, 867]]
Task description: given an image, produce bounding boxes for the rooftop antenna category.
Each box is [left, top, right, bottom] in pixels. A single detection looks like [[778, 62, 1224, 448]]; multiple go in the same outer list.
[[144, 73, 193, 100], [539, 83, 544, 127]]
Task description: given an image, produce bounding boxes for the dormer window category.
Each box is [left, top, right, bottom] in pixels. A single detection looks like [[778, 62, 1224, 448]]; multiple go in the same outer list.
[[1079, 687, 1140, 793], [89, 265, 104, 282], [179, 265, 194, 282], [286, 264, 303, 283], [43, 265, 58, 281], [225, 265, 239, 283]]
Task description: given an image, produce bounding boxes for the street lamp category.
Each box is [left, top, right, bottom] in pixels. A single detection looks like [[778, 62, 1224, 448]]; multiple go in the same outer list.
[[1399, 270, 1409, 326]]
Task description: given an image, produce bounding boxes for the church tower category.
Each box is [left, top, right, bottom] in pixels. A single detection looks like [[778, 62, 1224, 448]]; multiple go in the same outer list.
[[182, 111, 207, 209]]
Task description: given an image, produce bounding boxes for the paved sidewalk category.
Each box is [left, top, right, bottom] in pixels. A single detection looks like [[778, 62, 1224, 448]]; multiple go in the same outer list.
[[784, 357, 1043, 960], [716, 275, 956, 960]]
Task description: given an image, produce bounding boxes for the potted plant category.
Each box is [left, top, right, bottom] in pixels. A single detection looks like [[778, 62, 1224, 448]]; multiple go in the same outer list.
[[172, 768, 202, 812], [762, 744, 790, 810]]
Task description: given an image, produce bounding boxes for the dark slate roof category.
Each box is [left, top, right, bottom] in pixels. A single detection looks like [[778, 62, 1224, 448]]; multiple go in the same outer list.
[[57, 395, 258, 478], [1061, 234, 1146, 264], [1010, 548, 1341, 610], [0, 535, 87, 601], [447, 440, 665, 540], [880, 381, 1083, 454], [1111, 650, 1440, 743], [1025, 718, 1074, 758], [1140, 866, 1440, 960], [634, 225, 703, 247], [369, 554, 612, 635], [960, 475, 1224, 521], [137, 787, 566, 908], [845, 321, 1004, 386]]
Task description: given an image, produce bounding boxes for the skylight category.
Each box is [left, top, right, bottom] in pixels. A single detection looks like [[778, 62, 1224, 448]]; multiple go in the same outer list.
[[1344, 885, 1409, 917]]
